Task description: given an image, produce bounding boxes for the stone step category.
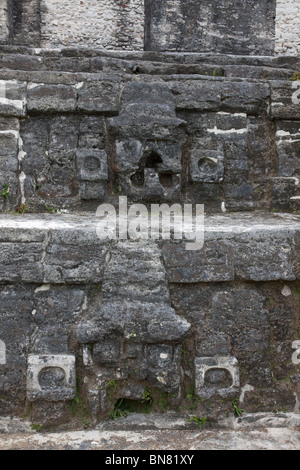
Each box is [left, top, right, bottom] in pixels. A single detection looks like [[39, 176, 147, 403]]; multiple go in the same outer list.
[[0, 46, 299, 74], [0, 67, 299, 214], [0, 47, 298, 80], [0, 211, 299, 425], [0, 212, 299, 284]]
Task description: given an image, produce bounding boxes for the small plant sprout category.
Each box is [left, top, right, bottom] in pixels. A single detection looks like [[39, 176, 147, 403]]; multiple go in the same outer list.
[[109, 399, 128, 421], [44, 204, 58, 214], [232, 399, 246, 417], [290, 72, 300, 81], [141, 387, 153, 413], [14, 203, 29, 215], [2, 184, 9, 200], [31, 423, 43, 433], [189, 416, 207, 429]]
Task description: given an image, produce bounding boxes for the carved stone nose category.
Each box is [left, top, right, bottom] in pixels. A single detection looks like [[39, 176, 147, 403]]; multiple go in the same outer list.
[[143, 168, 164, 198]]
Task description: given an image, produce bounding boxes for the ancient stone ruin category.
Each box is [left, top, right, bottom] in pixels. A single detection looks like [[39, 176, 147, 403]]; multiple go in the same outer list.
[[0, 0, 299, 431]]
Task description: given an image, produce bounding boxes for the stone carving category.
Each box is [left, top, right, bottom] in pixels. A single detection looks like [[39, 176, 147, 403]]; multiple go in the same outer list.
[[76, 149, 108, 201], [190, 141, 225, 183], [195, 356, 240, 398], [0, 0, 299, 429], [109, 82, 186, 202], [27, 355, 76, 401], [77, 241, 190, 414]]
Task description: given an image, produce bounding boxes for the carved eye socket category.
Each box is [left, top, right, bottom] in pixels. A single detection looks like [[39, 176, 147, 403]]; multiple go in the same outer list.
[[204, 368, 233, 388], [84, 156, 101, 172], [159, 173, 173, 188], [198, 157, 218, 176], [38, 367, 66, 389], [131, 168, 145, 187], [144, 152, 162, 169], [130, 151, 164, 187]]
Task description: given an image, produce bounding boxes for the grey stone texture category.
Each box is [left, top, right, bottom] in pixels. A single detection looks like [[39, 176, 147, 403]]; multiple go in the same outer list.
[[0, 0, 299, 432], [145, 0, 276, 55], [27, 354, 76, 402], [0, 52, 298, 213], [0, 213, 299, 423]]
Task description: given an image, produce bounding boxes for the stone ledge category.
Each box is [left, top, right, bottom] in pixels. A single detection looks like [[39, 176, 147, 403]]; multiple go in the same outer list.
[[0, 212, 299, 284], [0, 47, 298, 79], [0, 413, 299, 450]]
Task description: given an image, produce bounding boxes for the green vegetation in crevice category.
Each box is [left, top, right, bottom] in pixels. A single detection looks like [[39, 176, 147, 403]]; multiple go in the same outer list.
[[290, 72, 300, 81], [189, 416, 207, 429]]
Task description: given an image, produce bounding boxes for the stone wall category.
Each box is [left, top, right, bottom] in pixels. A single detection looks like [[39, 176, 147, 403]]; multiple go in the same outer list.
[[0, 0, 299, 432], [1, 0, 300, 56], [275, 0, 300, 56], [0, 213, 299, 426], [0, 0, 9, 44], [41, 0, 145, 50], [0, 52, 299, 215], [145, 0, 276, 55]]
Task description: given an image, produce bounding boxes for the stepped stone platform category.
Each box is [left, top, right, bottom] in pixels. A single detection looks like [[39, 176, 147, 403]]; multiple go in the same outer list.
[[0, 47, 300, 216], [0, 43, 299, 434], [0, 211, 299, 430], [0, 412, 299, 450]]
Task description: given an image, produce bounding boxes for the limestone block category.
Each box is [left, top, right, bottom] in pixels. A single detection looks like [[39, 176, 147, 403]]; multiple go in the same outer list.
[[76, 149, 108, 201], [0, 80, 27, 117], [276, 121, 300, 178], [93, 341, 121, 367], [77, 79, 121, 114], [27, 83, 77, 113], [170, 80, 222, 111], [145, 0, 275, 55], [272, 177, 298, 212], [190, 144, 225, 183], [0, 1, 9, 44], [27, 355, 76, 402], [271, 82, 300, 119], [195, 356, 240, 398], [0, 130, 19, 173], [0, 242, 44, 282]]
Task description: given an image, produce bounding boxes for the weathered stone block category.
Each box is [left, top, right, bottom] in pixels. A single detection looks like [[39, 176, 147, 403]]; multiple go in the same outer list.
[[93, 341, 120, 367], [162, 239, 235, 283], [43, 241, 108, 284], [0, 131, 19, 173], [0, 285, 34, 413], [0, 339, 5, 365], [195, 356, 240, 398], [145, 0, 275, 55], [163, 216, 300, 282], [0, 2, 9, 45], [76, 149, 108, 201], [0, 242, 44, 282], [190, 143, 224, 183], [276, 121, 300, 178], [79, 181, 107, 201], [170, 80, 222, 111], [271, 81, 300, 119], [146, 345, 181, 393], [271, 177, 297, 211], [77, 79, 121, 114], [0, 80, 27, 117], [27, 354, 76, 402], [27, 83, 77, 113], [220, 81, 269, 114]]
